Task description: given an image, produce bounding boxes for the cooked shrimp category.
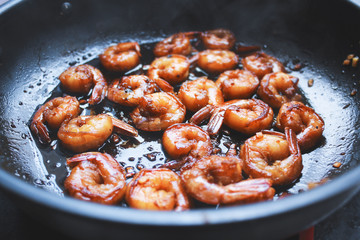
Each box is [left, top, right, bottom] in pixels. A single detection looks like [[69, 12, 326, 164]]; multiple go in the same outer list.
[[216, 69, 260, 100], [241, 52, 285, 79], [276, 101, 325, 151], [99, 42, 141, 72], [178, 77, 224, 112], [30, 96, 80, 144], [181, 155, 275, 205], [107, 75, 173, 107], [257, 72, 301, 109], [59, 64, 107, 105], [58, 114, 137, 153], [240, 128, 303, 186], [197, 49, 238, 74], [147, 54, 190, 85], [64, 152, 126, 205], [130, 92, 186, 131], [153, 31, 200, 57], [125, 168, 190, 211], [201, 29, 236, 50]]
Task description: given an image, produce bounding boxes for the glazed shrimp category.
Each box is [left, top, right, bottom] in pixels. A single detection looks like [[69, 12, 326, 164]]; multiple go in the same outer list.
[[216, 69, 260, 100], [201, 28, 236, 50], [130, 92, 186, 131], [197, 49, 238, 74], [125, 168, 190, 211], [153, 31, 200, 57], [241, 52, 285, 79], [107, 75, 173, 107], [181, 155, 275, 205], [191, 99, 274, 136], [178, 77, 224, 112], [64, 152, 126, 205], [257, 72, 301, 109], [30, 96, 80, 144], [240, 128, 303, 186], [99, 42, 141, 72], [59, 64, 107, 105], [147, 54, 190, 85], [58, 114, 138, 153], [276, 101, 325, 151]]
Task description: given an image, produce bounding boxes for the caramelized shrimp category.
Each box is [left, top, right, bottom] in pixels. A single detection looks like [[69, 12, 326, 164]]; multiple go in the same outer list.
[[147, 55, 190, 85], [59, 64, 107, 105], [216, 69, 260, 100], [107, 75, 172, 107], [181, 155, 275, 205], [125, 168, 190, 211], [58, 114, 137, 153], [240, 128, 303, 186], [99, 42, 141, 72], [257, 72, 301, 109], [197, 49, 238, 74], [153, 32, 200, 57], [64, 152, 126, 205], [30, 96, 80, 144], [276, 101, 325, 151], [241, 52, 285, 79], [178, 77, 224, 112], [130, 92, 186, 131], [201, 29, 236, 50]]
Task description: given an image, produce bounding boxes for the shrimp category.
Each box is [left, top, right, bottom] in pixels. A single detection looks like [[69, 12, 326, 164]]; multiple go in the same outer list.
[[59, 64, 107, 105], [58, 114, 138, 153], [178, 77, 224, 112], [241, 52, 285, 79], [215, 69, 260, 100], [197, 49, 238, 74], [147, 54, 190, 85], [153, 31, 200, 57], [64, 152, 126, 205], [125, 168, 190, 211], [107, 75, 173, 107], [240, 128, 303, 186], [276, 101, 325, 152], [181, 155, 275, 205], [257, 72, 301, 109], [99, 42, 141, 72], [191, 99, 274, 136], [201, 28, 236, 50], [30, 96, 80, 144], [130, 92, 186, 131]]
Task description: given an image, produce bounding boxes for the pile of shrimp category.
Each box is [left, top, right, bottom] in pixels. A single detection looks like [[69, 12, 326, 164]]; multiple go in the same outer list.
[[30, 29, 325, 211]]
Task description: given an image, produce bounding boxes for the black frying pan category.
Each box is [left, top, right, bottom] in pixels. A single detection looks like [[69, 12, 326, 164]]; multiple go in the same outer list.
[[1, 0, 360, 239]]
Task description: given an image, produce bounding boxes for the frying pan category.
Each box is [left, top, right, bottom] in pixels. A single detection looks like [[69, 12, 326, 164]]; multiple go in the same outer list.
[[1, 0, 360, 239]]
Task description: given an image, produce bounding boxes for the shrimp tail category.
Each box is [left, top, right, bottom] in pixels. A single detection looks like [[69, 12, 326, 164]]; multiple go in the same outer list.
[[31, 121, 51, 144], [154, 78, 174, 92], [189, 104, 214, 125], [89, 82, 108, 105], [111, 116, 138, 137], [206, 109, 225, 136]]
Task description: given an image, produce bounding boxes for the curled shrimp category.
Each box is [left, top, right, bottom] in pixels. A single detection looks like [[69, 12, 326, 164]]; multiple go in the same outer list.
[[59, 64, 107, 105], [201, 28, 236, 50], [178, 77, 224, 112], [197, 49, 238, 75], [257, 72, 301, 109], [215, 69, 260, 100], [147, 54, 190, 86], [125, 168, 190, 211], [64, 152, 126, 205], [99, 42, 141, 72], [153, 31, 200, 57], [241, 52, 285, 79], [130, 92, 186, 131], [240, 128, 303, 186], [58, 114, 138, 153], [30, 96, 80, 144], [107, 75, 173, 107], [276, 101, 325, 152], [181, 155, 275, 205]]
